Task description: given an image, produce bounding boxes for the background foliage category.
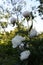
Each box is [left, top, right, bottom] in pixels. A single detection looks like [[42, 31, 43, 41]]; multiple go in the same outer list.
[[0, 0, 43, 65]]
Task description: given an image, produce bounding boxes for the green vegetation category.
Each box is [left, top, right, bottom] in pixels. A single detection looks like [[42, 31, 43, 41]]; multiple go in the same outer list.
[[0, 27, 43, 65]]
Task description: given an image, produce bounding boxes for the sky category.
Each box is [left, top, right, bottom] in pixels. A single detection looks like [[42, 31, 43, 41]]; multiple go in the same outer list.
[[0, 0, 43, 34]]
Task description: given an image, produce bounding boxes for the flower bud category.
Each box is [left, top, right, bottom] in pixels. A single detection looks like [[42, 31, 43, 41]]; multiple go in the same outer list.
[[23, 11, 30, 18], [11, 17, 16, 26]]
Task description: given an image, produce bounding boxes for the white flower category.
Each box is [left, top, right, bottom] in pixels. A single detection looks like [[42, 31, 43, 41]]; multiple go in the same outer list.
[[11, 17, 16, 26], [19, 43, 24, 49], [20, 50, 30, 61], [29, 29, 37, 38], [12, 35, 25, 48]]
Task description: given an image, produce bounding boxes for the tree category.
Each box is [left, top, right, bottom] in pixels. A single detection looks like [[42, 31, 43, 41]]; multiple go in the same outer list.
[[0, 0, 26, 33]]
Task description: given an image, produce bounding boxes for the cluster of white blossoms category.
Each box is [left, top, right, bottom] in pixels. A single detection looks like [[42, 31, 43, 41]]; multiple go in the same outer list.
[[20, 50, 30, 60], [12, 35, 31, 61], [12, 35, 25, 48]]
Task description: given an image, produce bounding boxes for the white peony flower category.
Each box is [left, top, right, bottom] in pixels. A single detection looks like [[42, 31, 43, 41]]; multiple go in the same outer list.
[[12, 35, 25, 48], [20, 50, 30, 61], [29, 29, 37, 38]]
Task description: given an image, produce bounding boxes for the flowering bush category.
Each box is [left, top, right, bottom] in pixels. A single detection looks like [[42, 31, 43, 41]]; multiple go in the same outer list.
[[0, 29, 43, 65]]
